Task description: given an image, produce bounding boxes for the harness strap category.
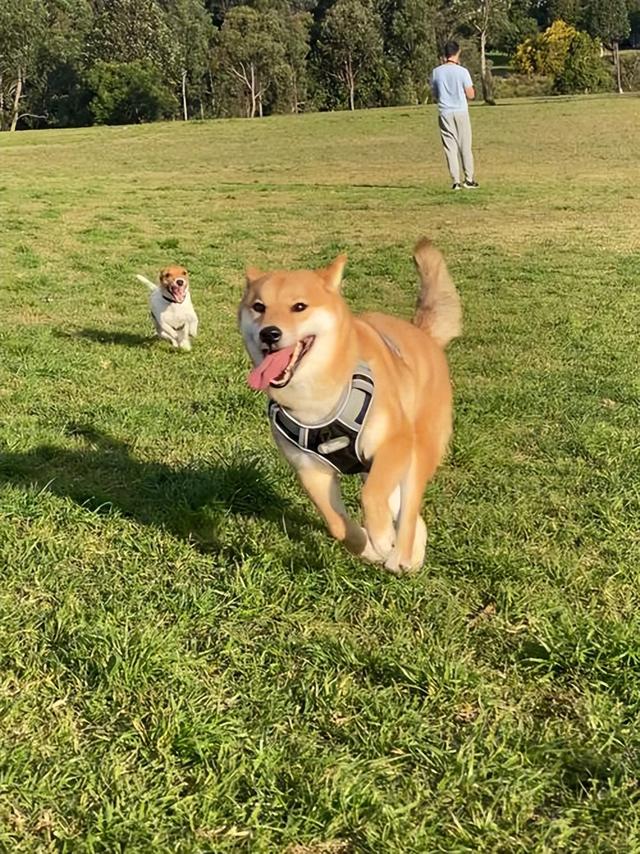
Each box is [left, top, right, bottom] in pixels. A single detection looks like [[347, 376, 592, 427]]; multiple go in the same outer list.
[[269, 363, 374, 475]]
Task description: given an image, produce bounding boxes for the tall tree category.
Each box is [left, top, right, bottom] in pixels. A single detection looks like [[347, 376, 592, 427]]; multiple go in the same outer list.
[[0, 0, 47, 130], [86, 0, 174, 70], [378, 0, 440, 104], [163, 0, 214, 120], [29, 0, 94, 129], [453, 0, 510, 104], [584, 0, 630, 92], [317, 0, 384, 110], [213, 5, 291, 117]]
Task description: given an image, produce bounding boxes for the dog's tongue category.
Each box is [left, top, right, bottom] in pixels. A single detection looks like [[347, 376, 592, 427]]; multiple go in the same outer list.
[[248, 347, 295, 391]]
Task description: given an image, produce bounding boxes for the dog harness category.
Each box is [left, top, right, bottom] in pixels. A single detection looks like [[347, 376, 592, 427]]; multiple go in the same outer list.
[[268, 363, 375, 475]]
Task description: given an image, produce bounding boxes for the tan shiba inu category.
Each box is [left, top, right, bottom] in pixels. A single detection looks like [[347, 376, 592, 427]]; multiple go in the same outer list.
[[238, 238, 461, 575]]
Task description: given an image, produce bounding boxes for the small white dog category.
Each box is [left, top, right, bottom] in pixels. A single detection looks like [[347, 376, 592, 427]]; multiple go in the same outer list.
[[137, 265, 198, 351]]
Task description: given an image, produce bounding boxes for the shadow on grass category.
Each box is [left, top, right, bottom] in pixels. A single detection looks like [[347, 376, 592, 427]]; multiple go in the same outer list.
[[0, 425, 304, 553], [55, 328, 153, 348]]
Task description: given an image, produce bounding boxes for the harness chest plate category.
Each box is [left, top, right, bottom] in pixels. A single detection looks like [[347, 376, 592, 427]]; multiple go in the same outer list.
[[268, 364, 374, 475]]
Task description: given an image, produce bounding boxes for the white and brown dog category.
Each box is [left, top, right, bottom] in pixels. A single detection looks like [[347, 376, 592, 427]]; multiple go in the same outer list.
[[137, 265, 198, 351], [238, 238, 461, 575]]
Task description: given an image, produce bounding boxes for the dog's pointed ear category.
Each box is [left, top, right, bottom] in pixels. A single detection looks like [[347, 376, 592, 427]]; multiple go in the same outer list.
[[318, 254, 347, 293], [245, 266, 264, 285]]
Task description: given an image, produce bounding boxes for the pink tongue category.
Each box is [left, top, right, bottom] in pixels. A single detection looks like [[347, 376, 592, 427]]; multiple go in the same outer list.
[[247, 346, 295, 391]]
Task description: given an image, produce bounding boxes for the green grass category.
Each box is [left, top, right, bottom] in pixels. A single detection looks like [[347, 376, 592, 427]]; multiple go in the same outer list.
[[1, 96, 640, 852]]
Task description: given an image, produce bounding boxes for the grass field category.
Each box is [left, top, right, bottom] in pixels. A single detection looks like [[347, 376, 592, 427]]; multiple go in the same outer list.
[[1, 95, 639, 851]]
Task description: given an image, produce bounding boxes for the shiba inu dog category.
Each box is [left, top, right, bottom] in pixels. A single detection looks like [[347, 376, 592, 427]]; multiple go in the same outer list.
[[137, 266, 198, 351], [238, 238, 461, 575]]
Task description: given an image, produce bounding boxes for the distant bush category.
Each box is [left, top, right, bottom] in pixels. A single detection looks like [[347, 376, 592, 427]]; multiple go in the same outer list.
[[514, 20, 611, 94], [554, 31, 612, 93], [87, 61, 177, 125], [619, 51, 640, 90], [515, 20, 577, 77], [493, 73, 554, 98]]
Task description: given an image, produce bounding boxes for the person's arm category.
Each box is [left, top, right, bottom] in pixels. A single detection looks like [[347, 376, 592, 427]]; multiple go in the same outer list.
[[429, 72, 438, 102], [463, 68, 475, 100]]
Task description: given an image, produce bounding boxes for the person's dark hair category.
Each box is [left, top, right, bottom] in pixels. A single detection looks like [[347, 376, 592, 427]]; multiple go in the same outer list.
[[444, 41, 460, 59]]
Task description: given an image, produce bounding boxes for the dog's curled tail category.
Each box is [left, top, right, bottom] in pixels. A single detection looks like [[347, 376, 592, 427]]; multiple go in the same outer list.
[[136, 274, 157, 292], [412, 237, 462, 348]]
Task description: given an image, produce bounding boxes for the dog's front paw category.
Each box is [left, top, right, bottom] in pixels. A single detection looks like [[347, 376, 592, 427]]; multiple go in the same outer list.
[[358, 533, 385, 564], [366, 528, 395, 562], [384, 548, 423, 577]]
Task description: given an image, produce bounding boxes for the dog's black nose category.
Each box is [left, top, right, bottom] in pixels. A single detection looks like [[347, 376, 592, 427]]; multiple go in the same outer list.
[[259, 326, 282, 347]]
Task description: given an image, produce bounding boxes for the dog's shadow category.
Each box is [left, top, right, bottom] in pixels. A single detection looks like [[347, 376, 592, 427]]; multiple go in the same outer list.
[[0, 425, 300, 553], [54, 328, 153, 348]]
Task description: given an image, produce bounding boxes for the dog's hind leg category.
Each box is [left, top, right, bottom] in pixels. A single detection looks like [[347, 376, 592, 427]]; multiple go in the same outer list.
[[297, 463, 380, 562]]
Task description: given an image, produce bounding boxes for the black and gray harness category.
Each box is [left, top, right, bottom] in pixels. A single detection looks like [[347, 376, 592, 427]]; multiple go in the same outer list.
[[268, 364, 375, 475]]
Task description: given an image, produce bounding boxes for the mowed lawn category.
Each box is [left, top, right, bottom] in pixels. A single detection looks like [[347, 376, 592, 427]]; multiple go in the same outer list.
[[1, 95, 639, 852]]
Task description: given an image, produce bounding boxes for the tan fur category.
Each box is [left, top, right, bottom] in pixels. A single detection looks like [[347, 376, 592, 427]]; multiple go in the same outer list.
[[413, 237, 462, 347], [238, 238, 461, 575]]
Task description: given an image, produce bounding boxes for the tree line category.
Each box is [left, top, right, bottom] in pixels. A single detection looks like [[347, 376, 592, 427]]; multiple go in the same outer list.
[[1, 0, 638, 131]]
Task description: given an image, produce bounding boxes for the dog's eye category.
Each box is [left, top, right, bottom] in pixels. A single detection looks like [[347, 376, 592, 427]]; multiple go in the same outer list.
[[252, 301, 266, 314], [291, 302, 308, 313]]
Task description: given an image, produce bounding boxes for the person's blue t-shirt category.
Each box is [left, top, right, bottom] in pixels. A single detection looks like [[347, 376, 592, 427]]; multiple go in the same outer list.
[[430, 63, 473, 115]]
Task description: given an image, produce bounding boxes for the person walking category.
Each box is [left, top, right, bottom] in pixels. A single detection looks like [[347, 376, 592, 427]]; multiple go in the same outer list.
[[430, 42, 479, 191]]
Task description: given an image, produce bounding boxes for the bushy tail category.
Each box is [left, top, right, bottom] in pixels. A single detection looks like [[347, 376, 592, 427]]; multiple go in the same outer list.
[[412, 237, 462, 347], [136, 274, 157, 292]]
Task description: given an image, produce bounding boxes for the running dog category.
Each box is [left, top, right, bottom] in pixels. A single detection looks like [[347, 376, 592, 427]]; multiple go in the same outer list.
[[238, 238, 461, 575], [137, 266, 198, 351]]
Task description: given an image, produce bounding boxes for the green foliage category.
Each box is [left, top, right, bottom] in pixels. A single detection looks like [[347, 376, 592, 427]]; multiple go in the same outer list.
[[618, 49, 640, 88], [1, 0, 636, 127], [584, 0, 630, 45], [493, 71, 553, 97], [497, 0, 539, 54], [0, 0, 47, 129], [380, 0, 440, 104], [515, 18, 609, 93], [85, 0, 174, 69], [213, 4, 310, 117], [554, 29, 611, 92], [87, 60, 178, 124], [515, 19, 577, 76], [538, 0, 583, 27], [317, 0, 385, 110], [166, 0, 216, 116]]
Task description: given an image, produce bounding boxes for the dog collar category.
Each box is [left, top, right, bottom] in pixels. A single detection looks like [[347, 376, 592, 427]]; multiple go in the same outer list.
[[162, 294, 178, 303], [268, 363, 374, 475]]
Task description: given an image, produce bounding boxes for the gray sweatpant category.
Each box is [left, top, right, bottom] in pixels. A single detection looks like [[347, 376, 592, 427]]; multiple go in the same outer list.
[[438, 111, 474, 184]]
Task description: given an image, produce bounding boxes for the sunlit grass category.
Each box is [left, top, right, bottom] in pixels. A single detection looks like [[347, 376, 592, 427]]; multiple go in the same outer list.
[[1, 95, 639, 850]]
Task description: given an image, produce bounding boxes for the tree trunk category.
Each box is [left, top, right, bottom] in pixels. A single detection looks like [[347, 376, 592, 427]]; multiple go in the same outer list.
[[249, 63, 256, 118], [181, 69, 188, 121], [208, 69, 215, 115], [614, 41, 623, 94], [479, 30, 495, 105], [10, 69, 23, 132], [347, 56, 355, 111]]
